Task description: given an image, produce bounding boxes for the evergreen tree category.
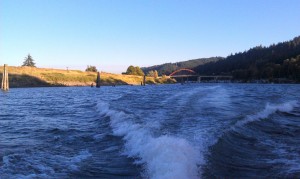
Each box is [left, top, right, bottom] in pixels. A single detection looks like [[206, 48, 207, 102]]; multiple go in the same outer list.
[[22, 54, 36, 67]]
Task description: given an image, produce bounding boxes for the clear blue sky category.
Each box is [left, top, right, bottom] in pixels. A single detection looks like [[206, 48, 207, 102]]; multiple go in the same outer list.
[[1, 0, 299, 73]]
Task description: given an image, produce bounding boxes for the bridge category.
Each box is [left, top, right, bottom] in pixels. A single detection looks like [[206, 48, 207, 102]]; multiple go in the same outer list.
[[169, 68, 198, 77], [169, 68, 232, 82]]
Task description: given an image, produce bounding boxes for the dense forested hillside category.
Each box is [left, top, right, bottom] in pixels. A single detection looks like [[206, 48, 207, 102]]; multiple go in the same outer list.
[[142, 57, 222, 76], [193, 36, 300, 82]]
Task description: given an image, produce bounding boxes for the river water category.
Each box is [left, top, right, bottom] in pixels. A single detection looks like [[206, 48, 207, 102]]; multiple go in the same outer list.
[[0, 84, 299, 178]]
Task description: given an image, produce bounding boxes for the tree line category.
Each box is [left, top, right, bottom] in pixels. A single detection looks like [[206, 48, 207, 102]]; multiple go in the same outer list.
[[123, 65, 162, 78], [124, 65, 144, 76], [141, 57, 222, 76], [193, 36, 300, 82]]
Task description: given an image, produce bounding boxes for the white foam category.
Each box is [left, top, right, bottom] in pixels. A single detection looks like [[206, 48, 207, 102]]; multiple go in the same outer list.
[[236, 100, 299, 127], [96, 101, 201, 179]]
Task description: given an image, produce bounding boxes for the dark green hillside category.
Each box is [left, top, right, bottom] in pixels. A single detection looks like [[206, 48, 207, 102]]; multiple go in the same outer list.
[[193, 36, 300, 82], [142, 57, 223, 76]]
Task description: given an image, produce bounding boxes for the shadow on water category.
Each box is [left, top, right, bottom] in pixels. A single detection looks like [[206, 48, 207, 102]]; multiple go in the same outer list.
[[0, 74, 65, 88]]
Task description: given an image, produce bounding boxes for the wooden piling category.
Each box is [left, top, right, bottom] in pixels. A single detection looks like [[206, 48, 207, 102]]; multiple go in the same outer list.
[[96, 72, 101, 88], [197, 76, 201, 83], [143, 75, 146, 86], [1, 64, 9, 91]]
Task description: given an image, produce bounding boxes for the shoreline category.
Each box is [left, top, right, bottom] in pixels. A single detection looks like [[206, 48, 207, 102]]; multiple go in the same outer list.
[[0, 66, 176, 88], [5, 81, 300, 89], [1, 66, 298, 89]]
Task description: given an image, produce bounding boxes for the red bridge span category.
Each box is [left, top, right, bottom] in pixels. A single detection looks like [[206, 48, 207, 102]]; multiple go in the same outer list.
[[169, 68, 232, 82]]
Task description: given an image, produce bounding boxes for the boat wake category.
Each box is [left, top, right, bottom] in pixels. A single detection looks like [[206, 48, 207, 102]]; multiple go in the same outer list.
[[235, 100, 299, 127], [96, 101, 201, 179]]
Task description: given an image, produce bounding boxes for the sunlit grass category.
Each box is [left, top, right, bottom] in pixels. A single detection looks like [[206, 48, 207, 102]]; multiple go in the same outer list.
[[0, 66, 176, 87]]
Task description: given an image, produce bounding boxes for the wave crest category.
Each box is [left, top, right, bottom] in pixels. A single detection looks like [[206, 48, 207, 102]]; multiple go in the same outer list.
[[236, 100, 299, 127], [96, 101, 201, 179]]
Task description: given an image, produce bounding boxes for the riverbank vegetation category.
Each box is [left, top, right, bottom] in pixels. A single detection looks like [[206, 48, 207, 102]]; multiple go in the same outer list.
[[124, 65, 145, 76], [85, 65, 98, 72], [0, 66, 175, 88]]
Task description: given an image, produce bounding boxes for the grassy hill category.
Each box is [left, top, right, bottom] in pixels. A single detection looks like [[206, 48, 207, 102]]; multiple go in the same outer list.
[[0, 66, 175, 88]]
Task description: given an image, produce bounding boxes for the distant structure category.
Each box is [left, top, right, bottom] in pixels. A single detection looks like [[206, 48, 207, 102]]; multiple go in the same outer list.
[[96, 72, 101, 88], [169, 68, 232, 83], [1, 64, 9, 91]]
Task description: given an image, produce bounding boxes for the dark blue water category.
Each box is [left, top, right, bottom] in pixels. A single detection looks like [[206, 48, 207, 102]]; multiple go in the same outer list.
[[1, 84, 300, 178]]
